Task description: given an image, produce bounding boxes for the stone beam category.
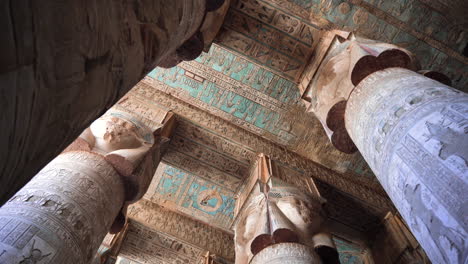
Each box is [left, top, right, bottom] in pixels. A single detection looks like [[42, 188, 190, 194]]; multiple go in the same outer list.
[[127, 200, 235, 262]]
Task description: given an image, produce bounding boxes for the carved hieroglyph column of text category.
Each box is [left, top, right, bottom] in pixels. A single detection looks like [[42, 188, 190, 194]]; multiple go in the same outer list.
[[0, 152, 125, 264], [346, 68, 468, 264], [233, 154, 338, 264], [0, 104, 174, 263]]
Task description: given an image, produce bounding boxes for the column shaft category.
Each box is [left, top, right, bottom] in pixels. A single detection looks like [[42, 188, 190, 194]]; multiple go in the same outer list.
[[0, 0, 207, 204], [0, 152, 125, 263], [346, 68, 467, 264]]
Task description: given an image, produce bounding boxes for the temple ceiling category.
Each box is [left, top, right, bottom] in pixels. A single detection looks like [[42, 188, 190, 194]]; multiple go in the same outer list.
[[119, 0, 467, 262], [221, 0, 467, 91]]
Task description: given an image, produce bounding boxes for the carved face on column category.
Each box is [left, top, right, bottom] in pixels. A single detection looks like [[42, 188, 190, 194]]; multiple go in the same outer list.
[[307, 36, 418, 153], [90, 116, 152, 154], [74, 110, 160, 205], [234, 184, 325, 264]]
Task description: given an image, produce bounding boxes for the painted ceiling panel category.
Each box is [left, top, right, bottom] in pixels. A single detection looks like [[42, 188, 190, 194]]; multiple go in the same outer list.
[[216, 0, 320, 81], [130, 81, 391, 218], [148, 44, 379, 184], [145, 162, 237, 232], [267, 0, 468, 91], [334, 237, 368, 264]]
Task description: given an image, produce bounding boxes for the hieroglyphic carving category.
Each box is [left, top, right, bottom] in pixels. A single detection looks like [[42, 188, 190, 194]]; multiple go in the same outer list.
[[175, 118, 256, 165], [317, 181, 382, 232], [169, 133, 249, 180], [305, 0, 468, 91], [216, 0, 320, 81], [0, 92, 174, 263], [163, 150, 243, 189], [143, 163, 236, 232], [130, 82, 392, 212], [250, 243, 321, 264], [0, 152, 125, 264], [119, 220, 206, 264], [146, 43, 382, 184], [127, 200, 235, 261], [346, 68, 468, 264]]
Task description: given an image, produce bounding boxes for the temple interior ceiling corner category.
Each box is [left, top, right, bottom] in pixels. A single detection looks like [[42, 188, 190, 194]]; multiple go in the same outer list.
[[0, 0, 466, 263]]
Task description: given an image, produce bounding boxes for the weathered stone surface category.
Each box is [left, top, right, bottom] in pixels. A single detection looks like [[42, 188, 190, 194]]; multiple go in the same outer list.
[[233, 154, 337, 264], [0, 152, 125, 264], [131, 80, 393, 228], [127, 200, 235, 261], [0, 0, 206, 204], [346, 68, 468, 264], [250, 243, 322, 264], [0, 97, 173, 263], [119, 220, 207, 264], [305, 35, 418, 153]]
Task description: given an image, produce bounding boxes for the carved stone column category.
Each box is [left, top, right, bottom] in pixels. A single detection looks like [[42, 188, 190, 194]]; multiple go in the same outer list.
[[305, 34, 467, 264], [346, 68, 467, 264], [233, 154, 338, 264], [0, 103, 174, 263], [0, 0, 227, 205]]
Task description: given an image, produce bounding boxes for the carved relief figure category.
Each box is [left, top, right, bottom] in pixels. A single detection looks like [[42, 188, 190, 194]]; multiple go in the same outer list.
[[424, 121, 468, 165], [71, 108, 163, 205], [19, 240, 51, 264], [404, 183, 467, 264]]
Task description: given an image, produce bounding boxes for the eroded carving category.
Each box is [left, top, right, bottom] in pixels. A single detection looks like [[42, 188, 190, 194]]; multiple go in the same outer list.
[[346, 68, 468, 264], [233, 154, 337, 264], [306, 34, 418, 153]]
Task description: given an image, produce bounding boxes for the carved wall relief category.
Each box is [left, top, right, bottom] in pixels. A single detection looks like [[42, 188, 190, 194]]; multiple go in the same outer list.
[[0, 152, 125, 264], [216, 0, 321, 82], [346, 68, 468, 264], [130, 82, 393, 219], [144, 47, 388, 195], [127, 200, 235, 261]]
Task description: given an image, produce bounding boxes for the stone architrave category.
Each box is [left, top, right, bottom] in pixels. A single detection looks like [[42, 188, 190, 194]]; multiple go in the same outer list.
[[345, 68, 468, 264], [371, 212, 430, 264], [233, 154, 338, 264], [0, 103, 174, 263]]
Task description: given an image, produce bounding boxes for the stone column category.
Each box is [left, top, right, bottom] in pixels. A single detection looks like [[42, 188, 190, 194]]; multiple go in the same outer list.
[[305, 33, 467, 264], [233, 154, 338, 264], [0, 0, 227, 205], [0, 103, 174, 263], [346, 68, 467, 264]]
